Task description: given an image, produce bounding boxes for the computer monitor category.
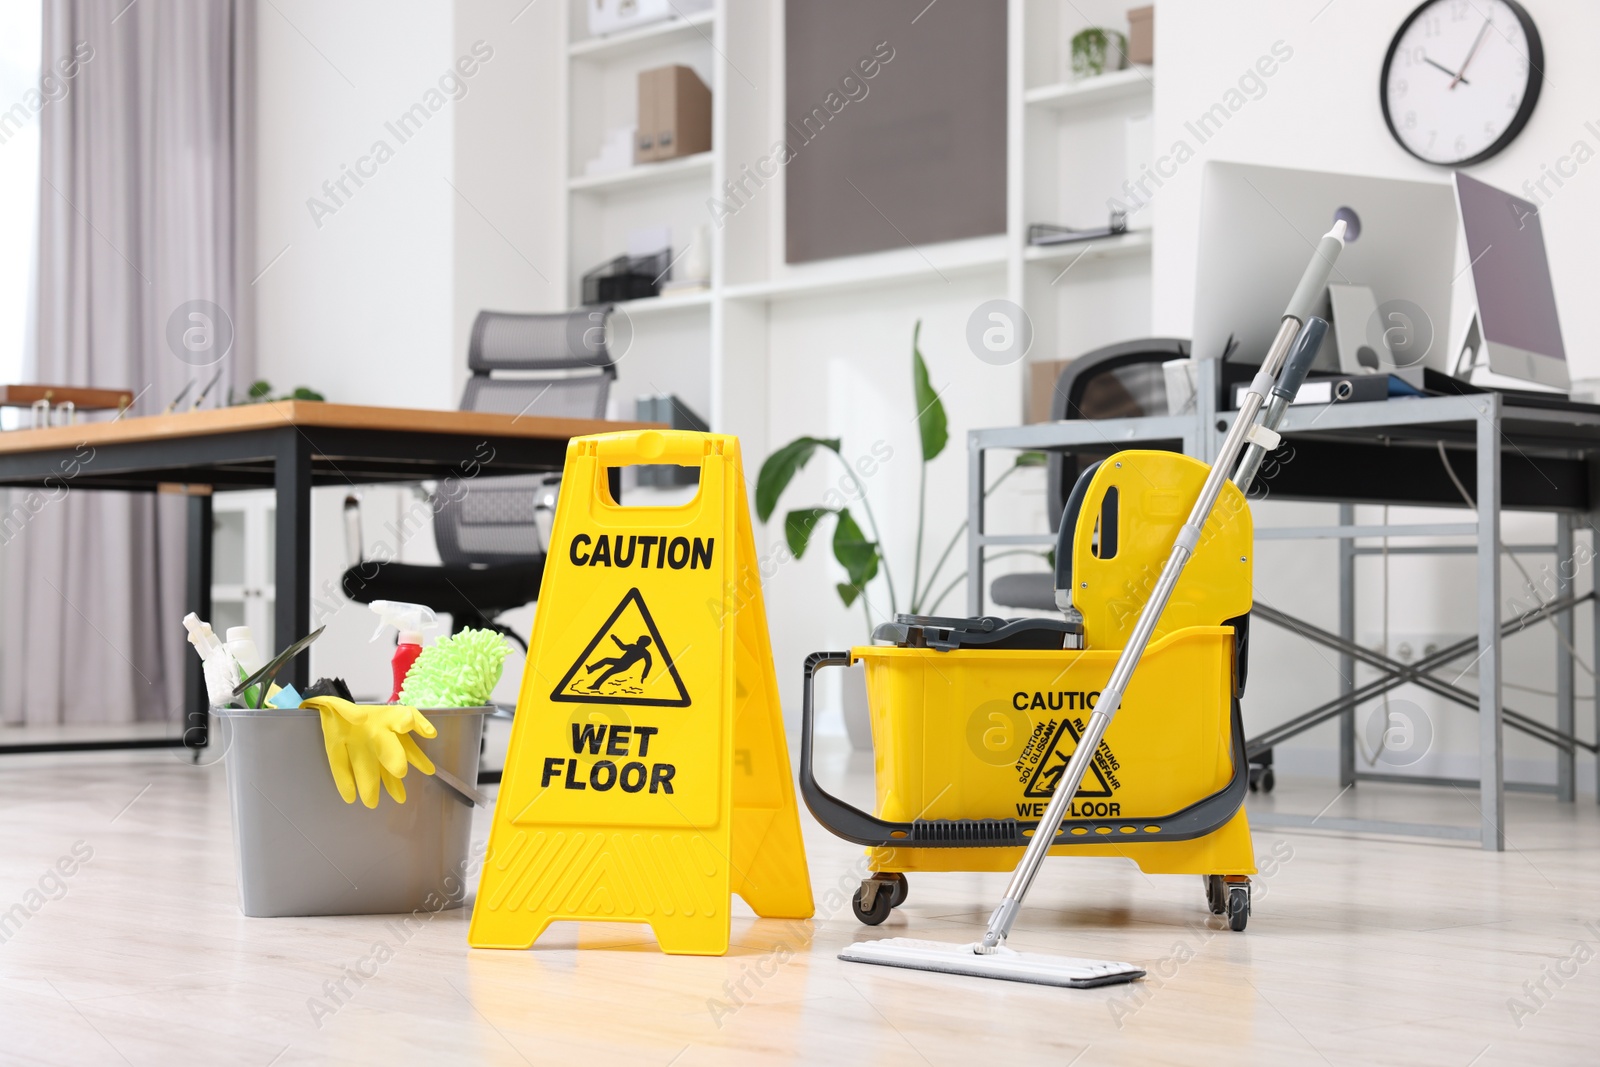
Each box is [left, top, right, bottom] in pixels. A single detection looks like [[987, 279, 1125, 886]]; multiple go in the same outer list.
[[1193, 162, 1458, 372], [1452, 172, 1570, 392]]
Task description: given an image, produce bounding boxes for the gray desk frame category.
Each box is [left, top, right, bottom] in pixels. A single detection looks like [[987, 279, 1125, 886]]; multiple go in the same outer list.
[[967, 360, 1599, 851]]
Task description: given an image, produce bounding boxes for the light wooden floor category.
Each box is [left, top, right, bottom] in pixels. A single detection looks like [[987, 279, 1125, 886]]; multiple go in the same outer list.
[[2, 741, 1598, 1066]]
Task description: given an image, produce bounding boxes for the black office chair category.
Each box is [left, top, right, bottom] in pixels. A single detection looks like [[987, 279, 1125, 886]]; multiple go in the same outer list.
[[989, 338, 1189, 613], [341, 309, 617, 650]]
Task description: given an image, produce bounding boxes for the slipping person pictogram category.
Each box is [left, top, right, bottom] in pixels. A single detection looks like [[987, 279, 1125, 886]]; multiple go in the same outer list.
[[585, 634, 653, 691], [551, 587, 691, 707]]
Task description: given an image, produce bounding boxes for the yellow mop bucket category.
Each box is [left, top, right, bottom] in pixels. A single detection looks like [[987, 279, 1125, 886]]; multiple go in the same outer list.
[[799, 449, 1257, 928]]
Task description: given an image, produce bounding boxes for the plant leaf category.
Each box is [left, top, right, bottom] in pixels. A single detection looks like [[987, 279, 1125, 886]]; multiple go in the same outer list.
[[1014, 450, 1047, 468], [836, 582, 861, 607], [832, 507, 880, 590], [248, 380, 272, 400], [784, 507, 833, 558], [755, 436, 841, 522], [911, 321, 948, 462]]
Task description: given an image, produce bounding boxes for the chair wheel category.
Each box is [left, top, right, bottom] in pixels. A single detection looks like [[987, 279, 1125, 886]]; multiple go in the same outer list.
[[883, 872, 908, 908], [852, 882, 893, 926], [1227, 884, 1250, 932], [1261, 769, 1276, 793], [1204, 875, 1226, 915]]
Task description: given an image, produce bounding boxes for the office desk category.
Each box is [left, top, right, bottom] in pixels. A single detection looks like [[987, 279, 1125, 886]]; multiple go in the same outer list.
[[0, 401, 652, 753], [967, 362, 1600, 851]]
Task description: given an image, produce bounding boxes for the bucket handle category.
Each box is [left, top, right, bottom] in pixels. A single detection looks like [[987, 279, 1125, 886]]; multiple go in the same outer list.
[[797, 651, 1251, 849]]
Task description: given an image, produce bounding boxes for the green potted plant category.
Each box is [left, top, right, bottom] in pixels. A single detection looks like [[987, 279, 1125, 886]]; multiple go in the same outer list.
[[756, 322, 1044, 746], [1070, 27, 1128, 81]]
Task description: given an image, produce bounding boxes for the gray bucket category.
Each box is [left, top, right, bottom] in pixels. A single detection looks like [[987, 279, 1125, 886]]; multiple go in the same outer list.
[[216, 705, 490, 917]]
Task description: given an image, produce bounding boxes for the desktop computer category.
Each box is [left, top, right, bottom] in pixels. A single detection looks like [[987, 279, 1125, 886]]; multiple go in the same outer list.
[[1194, 162, 1571, 398], [1194, 162, 1458, 373]]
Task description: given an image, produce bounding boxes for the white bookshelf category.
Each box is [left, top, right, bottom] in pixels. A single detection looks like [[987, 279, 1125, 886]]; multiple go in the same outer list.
[[554, 0, 1155, 464], [566, 150, 714, 193], [1024, 67, 1153, 111], [1021, 228, 1153, 263], [567, 9, 715, 60]]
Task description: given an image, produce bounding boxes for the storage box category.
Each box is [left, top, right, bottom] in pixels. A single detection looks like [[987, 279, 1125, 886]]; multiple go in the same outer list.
[[635, 64, 712, 164], [218, 705, 490, 917], [1127, 5, 1154, 65]]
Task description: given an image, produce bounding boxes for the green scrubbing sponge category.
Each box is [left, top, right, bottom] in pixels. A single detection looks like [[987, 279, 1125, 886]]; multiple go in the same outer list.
[[398, 628, 511, 708]]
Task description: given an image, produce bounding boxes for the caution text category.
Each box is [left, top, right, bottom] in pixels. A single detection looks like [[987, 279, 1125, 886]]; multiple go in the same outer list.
[[569, 534, 714, 570]]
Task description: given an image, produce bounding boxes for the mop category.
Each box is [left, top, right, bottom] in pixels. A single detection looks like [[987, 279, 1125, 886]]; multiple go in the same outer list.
[[840, 220, 1348, 988]]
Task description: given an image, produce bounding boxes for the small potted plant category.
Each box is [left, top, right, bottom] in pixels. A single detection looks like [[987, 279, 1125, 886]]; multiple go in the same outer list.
[[1070, 27, 1129, 81]]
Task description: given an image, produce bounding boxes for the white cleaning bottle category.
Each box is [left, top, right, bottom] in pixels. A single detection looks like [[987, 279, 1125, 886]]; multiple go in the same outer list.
[[183, 613, 243, 707], [225, 626, 264, 675], [368, 601, 438, 703], [226, 626, 265, 707]]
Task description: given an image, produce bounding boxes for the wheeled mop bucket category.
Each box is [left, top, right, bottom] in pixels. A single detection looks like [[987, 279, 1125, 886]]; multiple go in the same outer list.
[[800, 448, 1258, 930]]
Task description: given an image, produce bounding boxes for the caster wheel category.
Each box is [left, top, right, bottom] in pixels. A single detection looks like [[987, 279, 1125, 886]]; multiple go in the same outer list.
[[1261, 769, 1276, 794], [852, 883, 893, 926], [1205, 875, 1226, 916], [884, 873, 909, 908], [1227, 885, 1250, 932]]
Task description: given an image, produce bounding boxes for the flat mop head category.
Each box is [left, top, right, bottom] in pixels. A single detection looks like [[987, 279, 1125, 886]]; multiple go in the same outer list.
[[839, 938, 1145, 989]]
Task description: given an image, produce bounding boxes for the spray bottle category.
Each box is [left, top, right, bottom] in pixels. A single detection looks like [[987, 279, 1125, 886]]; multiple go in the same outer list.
[[369, 601, 438, 703], [183, 613, 243, 707]]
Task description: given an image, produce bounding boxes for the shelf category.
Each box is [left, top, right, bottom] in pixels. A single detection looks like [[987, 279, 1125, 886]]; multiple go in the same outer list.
[[609, 290, 712, 316], [724, 238, 1007, 303], [1024, 68, 1153, 112], [1023, 228, 1152, 265], [568, 10, 715, 61], [567, 151, 714, 193]]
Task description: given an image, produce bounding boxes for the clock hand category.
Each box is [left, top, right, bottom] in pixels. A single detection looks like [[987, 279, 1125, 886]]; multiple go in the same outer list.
[[1450, 15, 1493, 90], [1423, 55, 1469, 84]]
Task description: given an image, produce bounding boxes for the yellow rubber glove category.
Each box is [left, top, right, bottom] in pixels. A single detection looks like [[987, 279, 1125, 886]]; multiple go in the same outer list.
[[306, 697, 437, 808]]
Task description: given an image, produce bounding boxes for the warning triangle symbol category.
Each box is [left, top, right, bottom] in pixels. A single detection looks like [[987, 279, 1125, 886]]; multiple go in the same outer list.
[[1022, 719, 1114, 799], [550, 587, 691, 707]]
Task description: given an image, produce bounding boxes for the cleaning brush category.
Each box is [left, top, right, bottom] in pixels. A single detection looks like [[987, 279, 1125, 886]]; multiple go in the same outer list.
[[398, 628, 510, 707]]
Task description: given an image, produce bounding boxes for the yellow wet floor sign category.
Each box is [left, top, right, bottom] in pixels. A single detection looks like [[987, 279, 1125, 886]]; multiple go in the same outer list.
[[469, 430, 814, 955]]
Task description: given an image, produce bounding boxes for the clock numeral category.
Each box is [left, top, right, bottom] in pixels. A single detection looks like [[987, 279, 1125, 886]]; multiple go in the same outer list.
[[1394, 78, 1408, 96], [1450, 0, 1469, 20], [1404, 111, 1417, 130], [1426, 130, 1437, 150], [1484, 121, 1496, 135], [1455, 135, 1468, 154], [1507, 93, 1519, 109], [1422, 15, 1441, 37]]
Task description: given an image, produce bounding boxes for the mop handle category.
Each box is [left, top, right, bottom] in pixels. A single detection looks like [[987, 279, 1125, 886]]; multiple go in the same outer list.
[[1231, 315, 1328, 494], [979, 222, 1346, 952]]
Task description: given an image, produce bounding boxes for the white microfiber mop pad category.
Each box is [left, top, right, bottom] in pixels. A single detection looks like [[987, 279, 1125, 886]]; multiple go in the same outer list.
[[839, 938, 1145, 989]]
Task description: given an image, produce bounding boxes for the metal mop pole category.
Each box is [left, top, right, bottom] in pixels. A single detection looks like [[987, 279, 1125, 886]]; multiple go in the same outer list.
[[978, 222, 1348, 952]]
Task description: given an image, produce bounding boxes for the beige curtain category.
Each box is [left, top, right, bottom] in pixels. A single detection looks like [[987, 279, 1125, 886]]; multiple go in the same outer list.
[[1, 0, 253, 726]]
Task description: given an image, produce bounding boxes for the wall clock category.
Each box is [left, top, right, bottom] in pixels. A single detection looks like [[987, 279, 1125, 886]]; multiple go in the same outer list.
[[1380, 0, 1543, 167]]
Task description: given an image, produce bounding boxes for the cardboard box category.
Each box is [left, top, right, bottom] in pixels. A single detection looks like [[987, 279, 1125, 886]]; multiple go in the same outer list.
[[1027, 360, 1070, 424], [635, 64, 711, 164], [1127, 6, 1154, 66]]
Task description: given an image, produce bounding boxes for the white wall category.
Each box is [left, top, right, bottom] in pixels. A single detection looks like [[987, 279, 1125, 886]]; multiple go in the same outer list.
[[1152, 0, 1597, 790], [253, 0, 560, 696]]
